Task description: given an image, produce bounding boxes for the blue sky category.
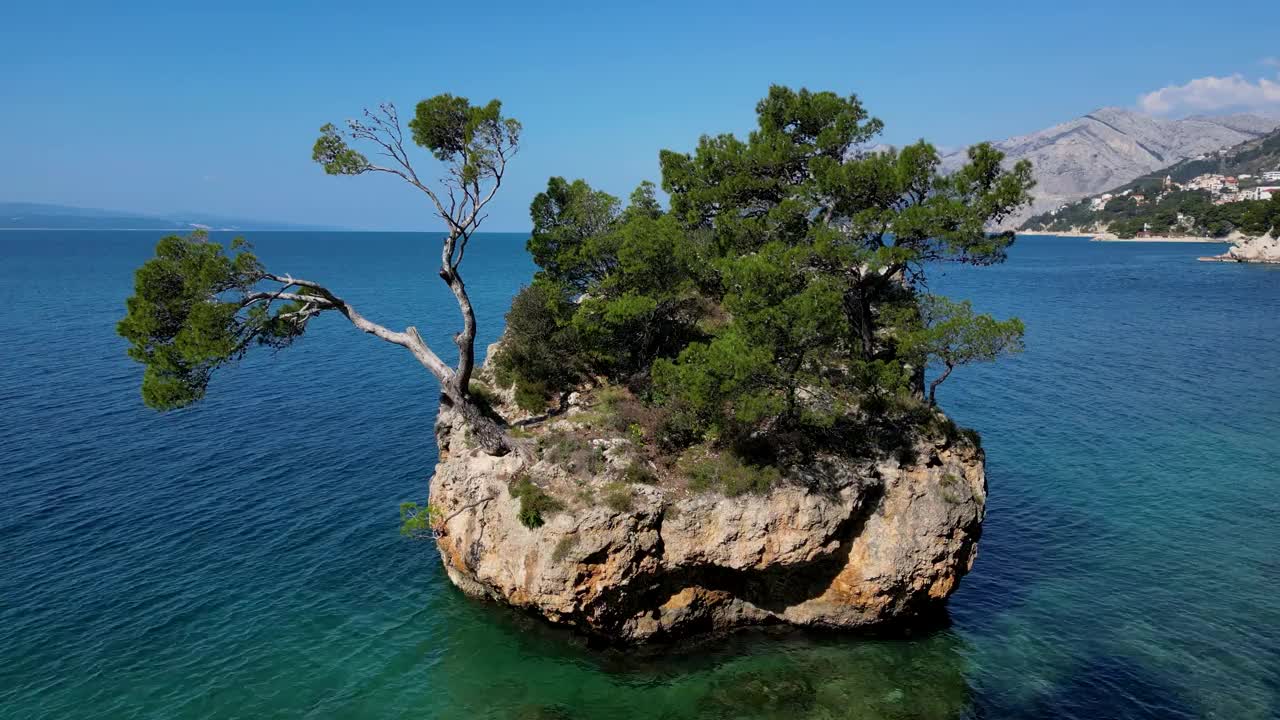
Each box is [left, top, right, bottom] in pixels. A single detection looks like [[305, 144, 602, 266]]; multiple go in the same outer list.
[[3, 0, 1280, 231]]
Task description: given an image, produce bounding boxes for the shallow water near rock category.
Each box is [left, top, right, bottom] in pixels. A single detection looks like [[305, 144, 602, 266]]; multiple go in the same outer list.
[[1, 231, 1277, 719]]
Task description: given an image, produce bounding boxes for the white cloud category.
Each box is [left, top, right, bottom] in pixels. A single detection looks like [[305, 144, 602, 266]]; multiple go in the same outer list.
[[1263, 57, 1280, 69], [1138, 72, 1280, 115]]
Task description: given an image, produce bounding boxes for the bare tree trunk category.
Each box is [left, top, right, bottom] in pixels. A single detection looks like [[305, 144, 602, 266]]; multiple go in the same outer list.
[[441, 267, 477, 396], [253, 273, 509, 455], [444, 392, 511, 455], [317, 102, 520, 456], [843, 282, 876, 361], [432, 232, 510, 455], [858, 287, 875, 360], [927, 361, 954, 407], [438, 230, 479, 395]]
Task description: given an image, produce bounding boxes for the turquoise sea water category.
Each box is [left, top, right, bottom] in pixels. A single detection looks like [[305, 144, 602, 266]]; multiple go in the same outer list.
[[1, 231, 1277, 719]]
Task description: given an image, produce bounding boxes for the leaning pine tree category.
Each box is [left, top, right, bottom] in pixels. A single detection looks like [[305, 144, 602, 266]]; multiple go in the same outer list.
[[117, 95, 520, 454]]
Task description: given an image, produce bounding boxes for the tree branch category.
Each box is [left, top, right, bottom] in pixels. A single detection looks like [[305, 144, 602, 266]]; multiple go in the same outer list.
[[345, 105, 460, 233], [316, 98, 521, 455], [258, 273, 454, 384], [928, 360, 955, 406]]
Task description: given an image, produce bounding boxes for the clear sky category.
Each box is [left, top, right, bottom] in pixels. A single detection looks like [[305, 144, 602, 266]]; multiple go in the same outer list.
[[4, 0, 1280, 231]]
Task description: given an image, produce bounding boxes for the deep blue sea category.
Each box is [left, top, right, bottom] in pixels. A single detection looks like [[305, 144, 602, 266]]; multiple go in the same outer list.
[[1, 231, 1277, 719]]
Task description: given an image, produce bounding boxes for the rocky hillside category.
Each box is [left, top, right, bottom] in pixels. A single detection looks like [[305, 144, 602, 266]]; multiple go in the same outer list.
[[1111, 125, 1280, 189], [942, 108, 1280, 226], [1020, 127, 1280, 238]]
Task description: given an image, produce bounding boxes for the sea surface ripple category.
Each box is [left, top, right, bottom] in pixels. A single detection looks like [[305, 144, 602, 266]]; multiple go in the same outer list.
[[0, 231, 1276, 719]]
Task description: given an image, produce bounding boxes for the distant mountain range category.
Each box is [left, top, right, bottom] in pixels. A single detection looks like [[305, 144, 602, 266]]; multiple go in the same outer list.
[[14, 107, 1280, 235], [941, 108, 1280, 227], [1059, 122, 1280, 199], [0, 202, 339, 231], [1020, 125, 1280, 238], [1113, 127, 1280, 189]]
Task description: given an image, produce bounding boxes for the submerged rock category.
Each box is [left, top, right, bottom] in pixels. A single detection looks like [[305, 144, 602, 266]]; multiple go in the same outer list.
[[427, 404, 986, 644]]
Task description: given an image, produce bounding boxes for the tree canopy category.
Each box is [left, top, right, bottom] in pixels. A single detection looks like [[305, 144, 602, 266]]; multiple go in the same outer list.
[[121, 94, 520, 453], [117, 234, 303, 410], [495, 85, 1032, 461], [121, 85, 1030, 466], [899, 296, 1025, 406]]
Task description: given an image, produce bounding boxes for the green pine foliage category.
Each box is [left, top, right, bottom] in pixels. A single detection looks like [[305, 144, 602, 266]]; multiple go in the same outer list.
[[120, 86, 1027, 494], [491, 280, 579, 411], [117, 232, 312, 410], [500, 85, 1030, 469], [898, 296, 1025, 406], [124, 92, 524, 429], [399, 502, 443, 538]]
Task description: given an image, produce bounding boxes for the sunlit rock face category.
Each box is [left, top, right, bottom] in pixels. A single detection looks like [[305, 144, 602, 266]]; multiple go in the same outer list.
[[1215, 235, 1280, 264], [428, 402, 985, 644], [940, 107, 1280, 229]]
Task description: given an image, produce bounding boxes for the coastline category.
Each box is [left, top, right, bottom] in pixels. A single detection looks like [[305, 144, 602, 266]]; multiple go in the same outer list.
[[1016, 230, 1095, 238], [1017, 230, 1231, 244], [1093, 236, 1231, 244], [1197, 255, 1280, 264]]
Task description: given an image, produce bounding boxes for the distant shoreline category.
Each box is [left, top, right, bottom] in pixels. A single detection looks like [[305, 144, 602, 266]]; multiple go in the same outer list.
[[0, 227, 320, 232], [0, 227, 219, 232], [1016, 230, 1096, 238], [1017, 230, 1231, 244], [0, 227, 525, 233], [1092, 236, 1231, 244]]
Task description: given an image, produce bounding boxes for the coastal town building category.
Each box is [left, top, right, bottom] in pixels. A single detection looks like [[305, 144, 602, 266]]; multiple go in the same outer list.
[[1078, 170, 1277, 215], [1218, 186, 1277, 203], [1177, 172, 1280, 205], [1186, 174, 1228, 192]]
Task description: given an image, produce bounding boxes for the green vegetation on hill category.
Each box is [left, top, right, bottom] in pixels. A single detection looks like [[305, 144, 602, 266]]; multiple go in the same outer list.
[[1022, 129, 1280, 238], [496, 86, 1031, 468], [1030, 189, 1280, 238]]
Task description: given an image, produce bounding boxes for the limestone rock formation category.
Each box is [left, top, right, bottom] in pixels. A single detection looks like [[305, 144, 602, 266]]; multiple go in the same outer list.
[[427, 395, 986, 643], [1200, 234, 1280, 264], [941, 107, 1280, 228]]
